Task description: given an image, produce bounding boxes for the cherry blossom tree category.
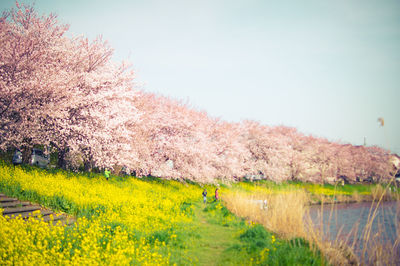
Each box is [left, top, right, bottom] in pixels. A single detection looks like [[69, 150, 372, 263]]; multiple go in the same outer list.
[[365, 146, 391, 182], [1, 2, 393, 183], [0, 3, 71, 155], [0, 2, 139, 169], [128, 92, 217, 181]]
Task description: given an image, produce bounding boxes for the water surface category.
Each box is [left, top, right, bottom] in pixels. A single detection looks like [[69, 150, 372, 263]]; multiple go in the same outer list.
[[308, 201, 400, 262]]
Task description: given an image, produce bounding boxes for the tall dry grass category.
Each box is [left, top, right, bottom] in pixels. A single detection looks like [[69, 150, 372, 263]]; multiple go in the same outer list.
[[223, 190, 307, 239], [222, 187, 400, 265], [371, 185, 387, 200], [359, 217, 400, 265], [358, 180, 400, 265], [304, 202, 359, 265], [223, 190, 355, 264], [352, 190, 363, 203]]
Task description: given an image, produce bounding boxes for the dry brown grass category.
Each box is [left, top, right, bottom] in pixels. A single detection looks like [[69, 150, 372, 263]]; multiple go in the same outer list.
[[370, 183, 400, 201], [371, 185, 387, 200], [222, 188, 400, 265], [222, 190, 356, 265], [360, 220, 400, 265], [223, 190, 307, 239], [358, 181, 400, 265], [352, 190, 363, 203], [304, 202, 360, 265]]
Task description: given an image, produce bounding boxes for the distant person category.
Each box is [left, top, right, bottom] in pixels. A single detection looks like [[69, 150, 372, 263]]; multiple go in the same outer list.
[[215, 188, 219, 201], [202, 189, 207, 204], [104, 168, 111, 181]]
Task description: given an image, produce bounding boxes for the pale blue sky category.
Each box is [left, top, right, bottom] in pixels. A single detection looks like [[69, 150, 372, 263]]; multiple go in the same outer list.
[[1, 0, 399, 154]]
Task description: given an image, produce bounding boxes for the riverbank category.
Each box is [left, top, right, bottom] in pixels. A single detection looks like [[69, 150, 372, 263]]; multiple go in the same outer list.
[[221, 181, 399, 265], [223, 179, 400, 204], [0, 162, 324, 265], [1, 161, 398, 265], [308, 201, 400, 265]]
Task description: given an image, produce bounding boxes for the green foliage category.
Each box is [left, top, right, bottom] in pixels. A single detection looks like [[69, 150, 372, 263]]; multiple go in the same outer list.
[[203, 201, 240, 227], [180, 202, 194, 216], [222, 225, 324, 265], [148, 228, 173, 244], [240, 224, 270, 246]]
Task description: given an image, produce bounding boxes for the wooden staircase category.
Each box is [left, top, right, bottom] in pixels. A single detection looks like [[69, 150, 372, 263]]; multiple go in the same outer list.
[[0, 193, 75, 225]]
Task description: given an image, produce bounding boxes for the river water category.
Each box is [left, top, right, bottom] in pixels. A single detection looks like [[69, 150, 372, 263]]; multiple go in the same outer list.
[[308, 201, 400, 263]]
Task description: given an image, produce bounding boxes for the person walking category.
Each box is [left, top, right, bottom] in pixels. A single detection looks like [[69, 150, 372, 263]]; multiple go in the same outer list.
[[202, 189, 207, 204], [215, 188, 219, 201], [104, 168, 111, 181]]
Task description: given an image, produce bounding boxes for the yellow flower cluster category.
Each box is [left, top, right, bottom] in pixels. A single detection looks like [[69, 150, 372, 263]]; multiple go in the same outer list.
[[0, 165, 201, 265], [0, 214, 169, 265], [233, 181, 357, 197], [303, 184, 351, 196]]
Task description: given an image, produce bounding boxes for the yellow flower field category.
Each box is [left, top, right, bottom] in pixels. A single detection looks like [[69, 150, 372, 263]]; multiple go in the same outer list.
[[0, 164, 202, 265]]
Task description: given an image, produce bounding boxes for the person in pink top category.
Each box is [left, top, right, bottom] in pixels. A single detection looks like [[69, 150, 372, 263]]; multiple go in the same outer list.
[[215, 188, 219, 201]]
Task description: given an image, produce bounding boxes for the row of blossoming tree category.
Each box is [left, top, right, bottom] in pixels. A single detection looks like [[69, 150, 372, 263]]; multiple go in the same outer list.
[[0, 3, 394, 183]]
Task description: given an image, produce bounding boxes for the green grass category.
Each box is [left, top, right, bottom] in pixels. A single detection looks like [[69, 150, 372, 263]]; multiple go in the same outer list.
[[169, 201, 325, 265], [180, 202, 243, 265]]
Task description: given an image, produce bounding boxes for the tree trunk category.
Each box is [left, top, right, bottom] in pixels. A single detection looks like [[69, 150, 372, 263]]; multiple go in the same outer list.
[[83, 160, 93, 172], [57, 147, 68, 169], [21, 147, 31, 164], [82, 149, 94, 172]]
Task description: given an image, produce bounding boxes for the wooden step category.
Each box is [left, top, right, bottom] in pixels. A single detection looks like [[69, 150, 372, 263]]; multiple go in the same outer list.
[[5, 211, 74, 226], [50, 216, 76, 226], [2, 205, 41, 215], [0, 193, 75, 226], [41, 213, 67, 222], [5, 209, 53, 219], [0, 197, 18, 203], [0, 201, 30, 208]]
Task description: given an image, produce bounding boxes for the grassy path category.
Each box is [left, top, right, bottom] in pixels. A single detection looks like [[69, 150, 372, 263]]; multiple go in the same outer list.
[[185, 201, 242, 265], [182, 200, 325, 266]]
